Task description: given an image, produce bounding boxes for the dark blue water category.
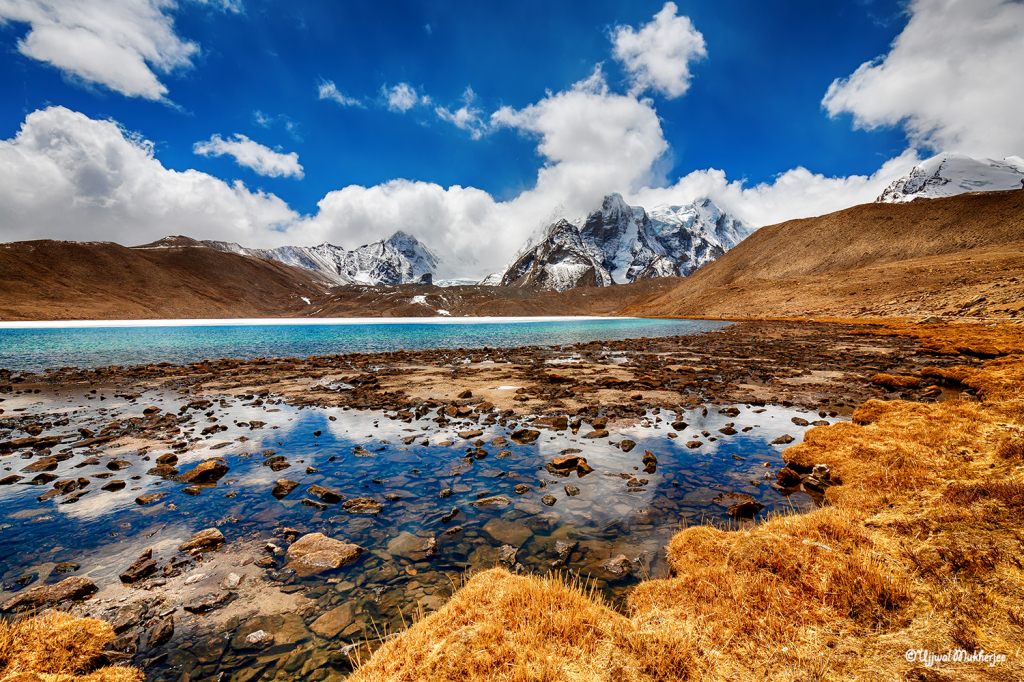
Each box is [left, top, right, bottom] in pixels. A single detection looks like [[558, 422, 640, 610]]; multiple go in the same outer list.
[[0, 318, 728, 373]]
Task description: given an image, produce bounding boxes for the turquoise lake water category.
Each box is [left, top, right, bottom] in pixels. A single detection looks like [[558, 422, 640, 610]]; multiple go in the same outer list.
[[0, 317, 729, 373]]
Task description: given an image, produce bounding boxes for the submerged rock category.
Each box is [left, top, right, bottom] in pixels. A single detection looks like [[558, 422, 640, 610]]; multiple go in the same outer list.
[[386, 532, 438, 561], [471, 495, 512, 509], [272, 479, 299, 499], [342, 497, 383, 514], [598, 554, 632, 579], [1, 575, 98, 612], [308, 484, 343, 504], [178, 528, 225, 553], [147, 616, 174, 648], [286, 532, 364, 577]]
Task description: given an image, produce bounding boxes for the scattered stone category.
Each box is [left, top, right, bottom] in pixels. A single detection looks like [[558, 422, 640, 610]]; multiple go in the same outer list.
[[262, 455, 291, 472], [135, 492, 169, 506], [118, 549, 159, 586], [242, 629, 272, 648], [310, 602, 356, 638], [183, 591, 233, 613], [1, 576, 98, 613], [54, 561, 80, 573], [387, 532, 438, 561], [514, 484, 530, 495], [791, 417, 810, 427], [471, 495, 512, 509], [576, 460, 594, 476], [671, 421, 688, 431], [619, 439, 636, 452], [147, 617, 174, 648], [182, 486, 202, 496], [302, 499, 328, 511], [441, 507, 459, 523], [510, 429, 540, 444], [0, 475, 24, 485], [776, 467, 802, 487], [110, 603, 147, 633], [459, 430, 483, 439], [483, 518, 533, 546], [555, 541, 578, 562], [541, 494, 556, 507], [444, 525, 463, 536], [438, 488, 453, 499], [286, 533, 364, 577], [101, 479, 125, 492], [771, 434, 795, 445], [686, 440, 702, 449], [581, 429, 609, 439], [342, 497, 383, 514], [222, 573, 243, 589], [728, 500, 764, 519], [498, 545, 518, 568], [598, 554, 632, 579], [533, 415, 569, 430], [308, 484, 343, 504], [178, 528, 225, 553], [272, 479, 299, 499], [180, 458, 229, 484]]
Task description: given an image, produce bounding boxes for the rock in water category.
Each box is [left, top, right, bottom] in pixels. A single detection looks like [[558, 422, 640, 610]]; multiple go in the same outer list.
[[183, 591, 234, 613], [1, 576, 98, 612], [471, 495, 512, 509], [285, 533, 364, 577], [598, 554, 632, 579], [386, 532, 438, 561], [147, 616, 174, 648], [341, 497, 383, 514], [179, 458, 229, 484], [271, 479, 299, 499], [178, 528, 225, 553], [310, 602, 356, 638], [308, 484, 343, 504], [120, 549, 158, 584]]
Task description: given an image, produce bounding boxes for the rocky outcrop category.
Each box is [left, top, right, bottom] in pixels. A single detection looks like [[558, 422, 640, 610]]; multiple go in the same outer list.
[[2, 576, 98, 612]]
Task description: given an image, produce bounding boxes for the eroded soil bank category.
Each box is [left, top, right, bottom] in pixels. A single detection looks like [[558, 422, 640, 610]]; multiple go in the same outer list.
[[1, 319, 1020, 682]]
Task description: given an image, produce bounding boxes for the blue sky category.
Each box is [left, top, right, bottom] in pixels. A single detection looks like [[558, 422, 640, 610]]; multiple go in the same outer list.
[[0, 0, 1020, 277]]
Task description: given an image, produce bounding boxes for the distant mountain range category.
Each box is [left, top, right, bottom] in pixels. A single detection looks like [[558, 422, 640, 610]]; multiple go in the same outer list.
[[876, 153, 1024, 203], [489, 194, 752, 291]]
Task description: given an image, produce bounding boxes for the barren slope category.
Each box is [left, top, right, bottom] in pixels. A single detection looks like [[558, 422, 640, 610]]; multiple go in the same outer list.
[[0, 240, 330, 321], [624, 189, 1024, 319]]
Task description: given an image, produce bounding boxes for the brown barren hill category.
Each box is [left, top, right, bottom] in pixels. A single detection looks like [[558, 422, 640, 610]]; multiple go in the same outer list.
[[623, 189, 1024, 320], [0, 239, 330, 321]]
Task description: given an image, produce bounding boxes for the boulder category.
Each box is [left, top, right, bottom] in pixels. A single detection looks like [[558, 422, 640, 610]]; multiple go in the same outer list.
[[179, 528, 225, 553], [272, 479, 299, 499], [510, 429, 540, 444], [180, 458, 229, 484], [471, 495, 512, 509], [147, 617, 174, 648], [120, 549, 158, 583], [308, 485, 343, 504], [1, 576, 98, 613], [341, 498, 383, 515], [483, 518, 533, 546], [310, 602, 356, 638], [286, 533, 364, 577], [776, 467, 802, 488], [386, 532, 438, 561]]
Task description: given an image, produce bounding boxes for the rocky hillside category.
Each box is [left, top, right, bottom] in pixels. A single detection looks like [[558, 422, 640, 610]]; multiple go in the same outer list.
[[876, 152, 1024, 203], [198, 231, 441, 286], [624, 188, 1024, 319], [497, 194, 751, 291]]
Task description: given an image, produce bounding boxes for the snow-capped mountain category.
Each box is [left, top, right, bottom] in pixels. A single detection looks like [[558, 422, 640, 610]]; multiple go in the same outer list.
[[495, 194, 752, 291], [204, 231, 440, 286], [876, 153, 1024, 203]]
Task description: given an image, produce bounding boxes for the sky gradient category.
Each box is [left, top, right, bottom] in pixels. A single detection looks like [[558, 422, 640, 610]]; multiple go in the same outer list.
[[1, 0, 1020, 278]]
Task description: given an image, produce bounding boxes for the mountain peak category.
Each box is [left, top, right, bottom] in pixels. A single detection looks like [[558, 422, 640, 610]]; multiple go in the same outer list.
[[876, 153, 1024, 203]]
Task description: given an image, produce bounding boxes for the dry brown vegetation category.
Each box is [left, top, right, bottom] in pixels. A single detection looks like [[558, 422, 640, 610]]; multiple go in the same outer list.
[[352, 321, 1024, 681], [0, 612, 141, 682]]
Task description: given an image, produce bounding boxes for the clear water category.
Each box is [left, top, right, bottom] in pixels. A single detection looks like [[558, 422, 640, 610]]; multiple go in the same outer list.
[[0, 318, 729, 373], [0, 389, 828, 650]]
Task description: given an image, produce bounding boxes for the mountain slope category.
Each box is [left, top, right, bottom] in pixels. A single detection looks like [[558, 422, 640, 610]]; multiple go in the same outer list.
[[623, 188, 1024, 319], [496, 194, 751, 291], [876, 153, 1024, 203], [201, 231, 441, 286], [0, 240, 330, 321]]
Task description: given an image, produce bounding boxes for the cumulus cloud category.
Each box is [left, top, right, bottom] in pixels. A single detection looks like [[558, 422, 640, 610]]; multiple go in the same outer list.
[[0, 106, 298, 246], [435, 87, 487, 139], [193, 133, 303, 178], [611, 1, 706, 99], [823, 0, 1024, 158], [318, 79, 363, 107], [0, 0, 236, 100], [382, 82, 429, 112]]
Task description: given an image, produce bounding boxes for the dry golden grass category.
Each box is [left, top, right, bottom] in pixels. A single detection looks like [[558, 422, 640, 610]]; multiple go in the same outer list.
[[347, 322, 1024, 681], [0, 613, 141, 682]]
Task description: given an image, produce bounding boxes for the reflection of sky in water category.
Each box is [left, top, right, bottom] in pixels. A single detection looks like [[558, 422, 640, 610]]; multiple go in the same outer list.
[[0, 318, 729, 373], [0, 390, 832, 597]]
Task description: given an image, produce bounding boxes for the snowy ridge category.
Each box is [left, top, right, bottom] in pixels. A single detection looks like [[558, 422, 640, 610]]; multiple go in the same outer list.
[[202, 231, 441, 286], [876, 153, 1024, 203], [492, 194, 752, 291]]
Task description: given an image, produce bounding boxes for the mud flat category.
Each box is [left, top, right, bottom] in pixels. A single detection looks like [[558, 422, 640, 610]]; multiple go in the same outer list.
[[1, 319, 1021, 682]]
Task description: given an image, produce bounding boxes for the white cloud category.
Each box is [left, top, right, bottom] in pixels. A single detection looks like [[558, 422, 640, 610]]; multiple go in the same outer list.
[[822, 0, 1024, 158], [382, 82, 429, 112], [435, 87, 487, 139], [0, 106, 298, 246], [0, 0, 236, 100], [253, 109, 273, 127], [611, 1, 706, 99], [318, 79, 363, 107], [628, 151, 920, 228], [193, 133, 303, 179]]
